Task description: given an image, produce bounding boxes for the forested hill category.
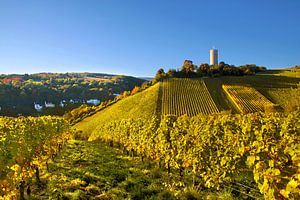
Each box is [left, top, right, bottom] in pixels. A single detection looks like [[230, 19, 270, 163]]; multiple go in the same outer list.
[[0, 73, 145, 116]]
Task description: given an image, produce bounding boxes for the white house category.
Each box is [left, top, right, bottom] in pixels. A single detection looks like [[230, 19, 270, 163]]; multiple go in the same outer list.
[[59, 101, 65, 107], [34, 103, 43, 111], [45, 102, 55, 108], [86, 99, 100, 105]]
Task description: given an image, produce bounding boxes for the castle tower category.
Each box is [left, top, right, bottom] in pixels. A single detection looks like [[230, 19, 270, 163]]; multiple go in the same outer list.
[[210, 49, 218, 65]]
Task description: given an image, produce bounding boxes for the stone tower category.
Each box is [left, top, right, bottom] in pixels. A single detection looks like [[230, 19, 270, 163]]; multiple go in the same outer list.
[[210, 49, 218, 65]]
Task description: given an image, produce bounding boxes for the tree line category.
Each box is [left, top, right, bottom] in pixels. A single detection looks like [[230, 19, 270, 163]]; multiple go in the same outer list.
[[154, 60, 267, 82]]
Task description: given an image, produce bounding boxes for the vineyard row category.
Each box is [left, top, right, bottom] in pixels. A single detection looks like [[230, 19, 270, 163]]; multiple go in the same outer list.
[[161, 78, 219, 116], [222, 85, 275, 113]]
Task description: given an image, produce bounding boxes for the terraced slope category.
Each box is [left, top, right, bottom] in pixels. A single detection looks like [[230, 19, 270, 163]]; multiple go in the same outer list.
[[204, 72, 300, 112], [74, 83, 160, 137], [222, 85, 275, 113], [162, 78, 219, 116]]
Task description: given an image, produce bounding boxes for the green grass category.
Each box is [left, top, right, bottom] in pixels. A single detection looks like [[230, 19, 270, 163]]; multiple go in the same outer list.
[[74, 83, 160, 137]]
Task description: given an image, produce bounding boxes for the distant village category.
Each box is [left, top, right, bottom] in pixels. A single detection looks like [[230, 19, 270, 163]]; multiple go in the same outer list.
[[33, 96, 119, 112], [0, 93, 121, 116], [33, 99, 99, 112]]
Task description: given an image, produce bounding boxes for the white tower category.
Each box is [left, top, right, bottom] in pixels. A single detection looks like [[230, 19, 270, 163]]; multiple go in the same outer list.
[[210, 49, 218, 65]]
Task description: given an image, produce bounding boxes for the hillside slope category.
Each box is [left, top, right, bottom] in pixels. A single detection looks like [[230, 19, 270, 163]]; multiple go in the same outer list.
[[66, 71, 300, 199], [75, 69, 300, 137], [74, 83, 161, 137]]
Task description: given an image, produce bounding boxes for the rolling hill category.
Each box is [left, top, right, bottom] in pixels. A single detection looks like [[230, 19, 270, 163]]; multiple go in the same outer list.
[[74, 83, 161, 138], [71, 69, 300, 199], [2, 68, 299, 199], [75, 69, 300, 131]]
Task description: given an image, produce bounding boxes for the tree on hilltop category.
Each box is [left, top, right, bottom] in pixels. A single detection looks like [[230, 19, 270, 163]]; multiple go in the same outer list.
[[197, 63, 210, 75], [154, 68, 166, 83], [181, 60, 197, 77]]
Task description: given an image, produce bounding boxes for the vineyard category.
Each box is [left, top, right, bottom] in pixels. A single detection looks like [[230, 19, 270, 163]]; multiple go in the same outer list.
[[222, 85, 275, 113], [89, 111, 300, 200], [0, 116, 71, 199], [1, 73, 300, 199], [162, 78, 219, 116]]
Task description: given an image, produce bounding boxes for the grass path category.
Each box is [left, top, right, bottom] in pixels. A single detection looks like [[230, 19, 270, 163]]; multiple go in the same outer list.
[[31, 140, 179, 200]]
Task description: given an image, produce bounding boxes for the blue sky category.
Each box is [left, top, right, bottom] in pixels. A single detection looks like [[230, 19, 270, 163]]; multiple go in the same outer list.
[[0, 0, 299, 77]]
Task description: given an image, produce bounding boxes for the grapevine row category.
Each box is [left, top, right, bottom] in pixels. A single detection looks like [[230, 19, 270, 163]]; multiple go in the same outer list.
[[162, 78, 219, 116], [222, 85, 275, 113], [89, 111, 300, 199], [0, 116, 71, 199]]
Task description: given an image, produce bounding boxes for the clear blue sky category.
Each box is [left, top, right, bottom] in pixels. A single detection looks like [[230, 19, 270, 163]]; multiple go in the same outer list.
[[0, 0, 299, 77]]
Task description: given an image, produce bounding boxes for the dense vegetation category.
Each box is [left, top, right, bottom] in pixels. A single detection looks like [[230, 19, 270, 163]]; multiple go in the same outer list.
[[88, 111, 300, 199], [0, 73, 145, 116], [0, 116, 72, 199], [153, 60, 266, 82]]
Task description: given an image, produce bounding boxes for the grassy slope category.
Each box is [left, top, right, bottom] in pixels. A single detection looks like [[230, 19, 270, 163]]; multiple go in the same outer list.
[[74, 83, 160, 137]]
